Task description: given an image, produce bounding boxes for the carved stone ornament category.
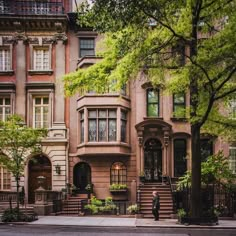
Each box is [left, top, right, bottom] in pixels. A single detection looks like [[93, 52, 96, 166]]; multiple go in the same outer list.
[[53, 33, 68, 44]]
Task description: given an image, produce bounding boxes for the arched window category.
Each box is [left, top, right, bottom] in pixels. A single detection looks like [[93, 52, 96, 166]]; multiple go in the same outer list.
[[110, 162, 127, 184]]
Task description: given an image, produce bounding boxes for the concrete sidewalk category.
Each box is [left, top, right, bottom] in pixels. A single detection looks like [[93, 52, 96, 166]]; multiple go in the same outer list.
[[29, 216, 236, 228]]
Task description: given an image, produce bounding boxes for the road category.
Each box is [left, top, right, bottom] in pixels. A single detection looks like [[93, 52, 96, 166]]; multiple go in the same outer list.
[[0, 225, 236, 236]]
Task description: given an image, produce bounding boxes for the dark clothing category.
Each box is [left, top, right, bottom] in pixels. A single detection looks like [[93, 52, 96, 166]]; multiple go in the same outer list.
[[152, 194, 160, 220]]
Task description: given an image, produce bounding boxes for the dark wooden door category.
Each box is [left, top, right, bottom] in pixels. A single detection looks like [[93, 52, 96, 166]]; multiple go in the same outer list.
[[144, 139, 162, 182], [28, 156, 51, 204], [73, 162, 91, 193]]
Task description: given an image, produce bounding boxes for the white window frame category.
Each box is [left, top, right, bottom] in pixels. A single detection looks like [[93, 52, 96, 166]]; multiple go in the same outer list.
[[0, 165, 11, 191], [33, 46, 50, 71], [0, 46, 12, 71], [0, 96, 12, 121], [229, 147, 236, 174], [33, 96, 50, 128]]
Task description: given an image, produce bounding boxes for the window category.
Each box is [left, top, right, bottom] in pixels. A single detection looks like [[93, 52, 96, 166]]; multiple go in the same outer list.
[[110, 162, 127, 185], [32, 2, 49, 14], [33, 96, 49, 128], [200, 139, 213, 161], [0, 165, 11, 190], [173, 93, 186, 118], [0, 0, 9, 14], [121, 110, 127, 142], [147, 88, 159, 117], [88, 109, 117, 142], [174, 139, 187, 177], [0, 48, 10, 71], [80, 111, 84, 143], [79, 38, 95, 58], [228, 95, 236, 119], [229, 147, 236, 174], [33, 47, 50, 71], [0, 97, 11, 121]]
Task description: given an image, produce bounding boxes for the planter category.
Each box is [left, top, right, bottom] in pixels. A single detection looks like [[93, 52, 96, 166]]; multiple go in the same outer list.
[[110, 189, 127, 194]]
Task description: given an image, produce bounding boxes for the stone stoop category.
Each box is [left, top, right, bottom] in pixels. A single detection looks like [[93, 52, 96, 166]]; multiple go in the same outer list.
[[59, 194, 88, 216], [138, 183, 174, 219]]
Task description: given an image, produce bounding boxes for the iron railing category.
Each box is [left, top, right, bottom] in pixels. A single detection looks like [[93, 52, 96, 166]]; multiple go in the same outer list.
[[175, 183, 236, 217], [0, 0, 64, 15]]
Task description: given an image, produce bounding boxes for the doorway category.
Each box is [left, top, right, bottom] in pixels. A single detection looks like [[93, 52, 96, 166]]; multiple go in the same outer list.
[[144, 138, 162, 182], [28, 155, 51, 204], [73, 162, 91, 193]]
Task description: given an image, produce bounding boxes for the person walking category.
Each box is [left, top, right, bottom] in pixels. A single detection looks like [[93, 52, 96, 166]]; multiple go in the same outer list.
[[152, 191, 160, 221]]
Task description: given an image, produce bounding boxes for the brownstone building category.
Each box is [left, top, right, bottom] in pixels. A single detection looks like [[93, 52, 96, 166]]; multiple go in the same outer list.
[[0, 0, 235, 218]]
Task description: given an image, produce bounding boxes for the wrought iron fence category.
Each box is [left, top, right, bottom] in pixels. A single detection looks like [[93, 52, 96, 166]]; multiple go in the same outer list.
[[174, 183, 236, 217]]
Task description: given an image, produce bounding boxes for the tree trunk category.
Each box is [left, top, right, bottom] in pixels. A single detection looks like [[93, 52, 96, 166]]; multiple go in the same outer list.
[[16, 175, 20, 220], [190, 124, 201, 218]]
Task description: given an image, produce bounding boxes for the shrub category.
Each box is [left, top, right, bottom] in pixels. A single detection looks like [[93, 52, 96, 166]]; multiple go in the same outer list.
[[127, 204, 139, 214]]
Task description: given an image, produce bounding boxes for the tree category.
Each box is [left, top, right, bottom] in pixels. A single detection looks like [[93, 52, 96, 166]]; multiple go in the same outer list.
[[0, 115, 47, 218], [64, 0, 236, 219]]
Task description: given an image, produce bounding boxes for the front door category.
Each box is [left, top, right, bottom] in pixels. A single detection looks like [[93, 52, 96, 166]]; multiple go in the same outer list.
[[73, 162, 91, 193], [28, 155, 52, 204], [144, 138, 162, 182]]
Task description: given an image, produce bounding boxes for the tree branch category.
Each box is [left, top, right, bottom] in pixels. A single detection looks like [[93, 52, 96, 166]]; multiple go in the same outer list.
[[214, 87, 236, 101]]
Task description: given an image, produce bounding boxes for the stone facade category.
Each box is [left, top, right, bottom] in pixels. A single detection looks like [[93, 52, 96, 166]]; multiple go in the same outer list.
[[0, 0, 233, 206]]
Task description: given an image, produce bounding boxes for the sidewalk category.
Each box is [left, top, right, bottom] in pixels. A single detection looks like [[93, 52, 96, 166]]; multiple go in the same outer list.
[[28, 215, 236, 228]]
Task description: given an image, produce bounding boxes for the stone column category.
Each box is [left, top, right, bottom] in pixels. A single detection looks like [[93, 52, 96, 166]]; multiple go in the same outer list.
[[15, 34, 27, 119], [53, 33, 67, 127]]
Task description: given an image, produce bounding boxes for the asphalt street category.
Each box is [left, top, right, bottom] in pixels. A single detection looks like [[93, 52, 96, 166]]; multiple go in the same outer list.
[[0, 225, 236, 236]]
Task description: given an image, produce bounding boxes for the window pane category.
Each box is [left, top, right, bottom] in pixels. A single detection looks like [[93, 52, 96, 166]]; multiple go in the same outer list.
[[88, 120, 97, 141], [200, 139, 213, 161], [81, 120, 84, 143], [147, 104, 158, 116], [88, 110, 96, 118], [108, 119, 116, 141], [121, 120, 126, 142], [99, 119, 107, 141], [174, 93, 185, 103], [43, 97, 49, 104], [80, 38, 95, 57], [109, 110, 116, 118], [148, 89, 159, 103], [35, 98, 41, 105], [98, 110, 106, 118]]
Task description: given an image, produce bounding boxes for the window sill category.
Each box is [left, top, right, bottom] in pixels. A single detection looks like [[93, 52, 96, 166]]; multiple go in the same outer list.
[[0, 70, 14, 76], [28, 70, 53, 75], [171, 117, 188, 122]]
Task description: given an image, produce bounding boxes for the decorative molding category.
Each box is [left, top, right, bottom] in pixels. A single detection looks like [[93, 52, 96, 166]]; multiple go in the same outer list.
[[0, 83, 16, 90], [25, 82, 55, 90], [0, 70, 14, 76], [53, 33, 68, 44], [28, 70, 53, 76], [2, 36, 15, 45]]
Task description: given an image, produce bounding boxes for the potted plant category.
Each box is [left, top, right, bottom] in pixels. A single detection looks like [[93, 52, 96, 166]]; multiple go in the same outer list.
[[109, 183, 127, 194], [177, 208, 187, 224]]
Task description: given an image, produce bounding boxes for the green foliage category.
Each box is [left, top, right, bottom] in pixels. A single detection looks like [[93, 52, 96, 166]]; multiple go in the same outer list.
[[177, 151, 235, 189], [177, 208, 186, 218], [109, 183, 127, 190], [127, 204, 139, 214], [1, 208, 38, 222], [0, 115, 47, 179], [0, 115, 47, 213], [84, 196, 116, 214]]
